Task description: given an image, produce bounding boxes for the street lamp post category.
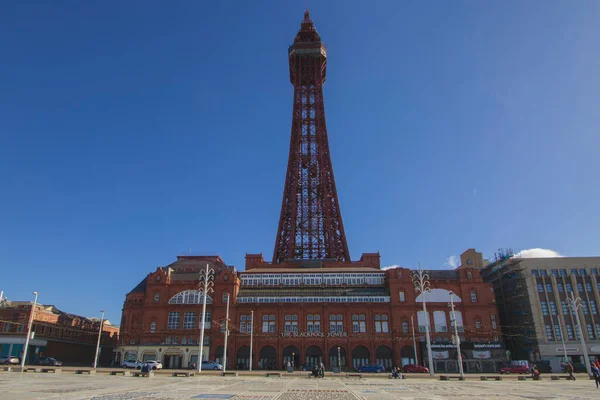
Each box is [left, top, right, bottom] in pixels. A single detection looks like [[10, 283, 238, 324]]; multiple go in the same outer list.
[[249, 310, 254, 371], [21, 292, 38, 369], [448, 291, 464, 379], [567, 292, 592, 376], [337, 346, 341, 373], [93, 310, 105, 368], [198, 264, 215, 373], [222, 293, 230, 373], [412, 266, 434, 376]]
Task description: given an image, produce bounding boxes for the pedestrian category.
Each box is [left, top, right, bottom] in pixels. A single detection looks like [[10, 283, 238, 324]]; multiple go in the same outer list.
[[591, 364, 600, 388], [391, 366, 399, 379], [595, 357, 600, 370], [319, 361, 325, 378], [530, 364, 537, 378], [565, 362, 576, 381]]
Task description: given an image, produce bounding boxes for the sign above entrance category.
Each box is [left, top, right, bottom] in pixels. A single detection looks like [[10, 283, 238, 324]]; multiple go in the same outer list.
[[280, 331, 348, 338]]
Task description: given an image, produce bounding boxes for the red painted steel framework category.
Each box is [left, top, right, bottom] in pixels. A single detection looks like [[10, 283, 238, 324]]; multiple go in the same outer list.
[[273, 10, 350, 263]]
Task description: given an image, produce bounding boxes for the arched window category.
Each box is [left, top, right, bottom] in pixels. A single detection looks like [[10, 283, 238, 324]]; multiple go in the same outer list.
[[402, 321, 409, 333], [168, 290, 213, 305], [150, 321, 156, 333]]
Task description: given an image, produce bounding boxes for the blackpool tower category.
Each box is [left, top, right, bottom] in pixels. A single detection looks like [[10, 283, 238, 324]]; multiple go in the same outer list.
[[273, 10, 350, 263]]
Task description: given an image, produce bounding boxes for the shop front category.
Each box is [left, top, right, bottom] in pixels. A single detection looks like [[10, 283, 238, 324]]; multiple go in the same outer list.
[[421, 341, 505, 373]]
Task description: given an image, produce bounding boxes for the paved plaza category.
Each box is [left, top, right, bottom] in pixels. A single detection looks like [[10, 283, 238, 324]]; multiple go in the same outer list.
[[1, 372, 599, 400]]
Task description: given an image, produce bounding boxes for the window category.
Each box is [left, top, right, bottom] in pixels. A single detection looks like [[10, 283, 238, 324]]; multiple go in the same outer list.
[[549, 301, 557, 316], [583, 301, 589, 315], [554, 325, 562, 340], [167, 312, 180, 330], [336, 314, 343, 332], [352, 314, 366, 332], [545, 284, 553, 292], [579, 269, 587, 276], [402, 321, 409, 333], [587, 282, 593, 292], [307, 314, 320, 332], [571, 269, 578, 275], [182, 336, 187, 345], [541, 301, 549, 316], [374, 315, 389, 333], [566, 325, 574, 340], [470, 291, 477, 303], [577, 283, 584, 292], [399, 291, 405, 302], [165, 336, 171, 344], [537, 284, 544, 293], [150, 321, 156, 333], [222, 293, 229, 303], [591, 300, 598, 315], [557, 283, 564, 292], [532, 270, 539, 277], [269, 315, 276, 333], [551, 269, 559, 277], [284, 315, 298, 333], [475, 320, 482, 329], [168, 290, 212, 305], [183, 312, 195, 329], [262, 315, 270, 333], [467, 272, 473, 280], [546, 325, 554, 341], [433, 310, 447, 332], [588, 324, 595, 339], [154, 292, 160, 303], [566, 283, 573, 292], [397, 271, 403, 279], [173, 336, 178, 344], [559, 269, 567, 277], [575, 325, 581, 340], [491, 314, 497, 329]]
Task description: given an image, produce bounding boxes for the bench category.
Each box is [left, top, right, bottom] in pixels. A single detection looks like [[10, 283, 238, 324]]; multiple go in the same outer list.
[[109, 370, 131, 376], [440, 375, 465, 381], [76, 369, 95, 375], [265, 372, 282, 377], [480, 376, 502, 381], [550, 375, 572, 380], [221, 371, 237, 377], [345, 373, 363, 378], [41, 368, 61, 373], [133, 371, 154, 377], [172, 371, 195, 377], [1, 367, 12, 372], [23, 367, 41, 373]]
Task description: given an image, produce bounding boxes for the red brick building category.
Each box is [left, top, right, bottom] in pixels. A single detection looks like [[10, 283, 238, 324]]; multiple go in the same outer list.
[[0, 300, 119, 366], [118, 249, 504, 372]]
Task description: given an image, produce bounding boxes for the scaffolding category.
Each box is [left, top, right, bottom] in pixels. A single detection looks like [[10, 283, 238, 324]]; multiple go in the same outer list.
[[481, 249, 537, 361]]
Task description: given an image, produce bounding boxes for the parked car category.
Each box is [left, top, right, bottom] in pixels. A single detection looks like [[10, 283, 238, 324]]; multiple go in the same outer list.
[[0, 356, 19, 365], [402, 364, 429, 373], [145, 360, 163, 370], [499, 365, 529, 374], [201, 360, 223, 370], [356, 364, 385, 373], [122, 360, 142, 369], [36, 357, 63, 366]]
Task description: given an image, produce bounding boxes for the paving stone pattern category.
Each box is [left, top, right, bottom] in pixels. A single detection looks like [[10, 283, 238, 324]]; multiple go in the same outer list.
[[2, 372, 600, 399]]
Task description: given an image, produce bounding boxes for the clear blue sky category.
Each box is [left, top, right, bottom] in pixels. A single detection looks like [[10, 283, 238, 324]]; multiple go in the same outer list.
[[1, 1, 598, 323]]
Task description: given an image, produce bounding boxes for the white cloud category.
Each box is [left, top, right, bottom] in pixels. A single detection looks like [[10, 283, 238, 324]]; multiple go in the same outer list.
[[445, 256, 459, 269], [513, 248, 563, 258], [381, 264, 399, 271]]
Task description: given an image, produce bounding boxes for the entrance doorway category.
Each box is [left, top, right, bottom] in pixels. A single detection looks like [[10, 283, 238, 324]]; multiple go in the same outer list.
[[375, 345, 393, 371], [329, 346, 347, 371], [400, 345, 416, 366], [283, 345, 300, 369], [259, 346, 277, 370], [163, 353, 183, 369], [305, 346, 323, 369], [236, 346, 250, 370], [352, 346, 369, 370]]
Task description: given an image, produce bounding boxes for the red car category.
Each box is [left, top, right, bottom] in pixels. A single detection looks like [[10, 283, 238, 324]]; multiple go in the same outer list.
[[402, 364, 429, 373], [499, 365, 529, 374]]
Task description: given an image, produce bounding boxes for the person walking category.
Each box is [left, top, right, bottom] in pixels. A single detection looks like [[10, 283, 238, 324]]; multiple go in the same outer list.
[[591, 364, 600, 388], [565, 362, 576, 381]]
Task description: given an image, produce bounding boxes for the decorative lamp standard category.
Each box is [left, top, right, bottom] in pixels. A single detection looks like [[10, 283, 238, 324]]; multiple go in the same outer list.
[[412, 265, 434, 376], [198, 264, 215, 373], [448, 291, 464, 379], [566, 292, 592, 376], [21, 291, 38, 369], [337, 346, 341, 373], [93, 310, 105, 368], [222, 293, 230, 373], [249, 310, 254, 371]]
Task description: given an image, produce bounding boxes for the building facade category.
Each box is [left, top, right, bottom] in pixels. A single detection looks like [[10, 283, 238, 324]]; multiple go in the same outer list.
[[0, 300, 119, 366], [118, 251, 503, 372], [482, 252, 600, 373]]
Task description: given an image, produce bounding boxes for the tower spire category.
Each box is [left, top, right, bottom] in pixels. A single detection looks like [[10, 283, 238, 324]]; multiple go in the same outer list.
[[273, 12, 350, 263]]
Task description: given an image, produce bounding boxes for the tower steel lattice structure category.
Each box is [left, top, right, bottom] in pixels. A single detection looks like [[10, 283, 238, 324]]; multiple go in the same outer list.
[[273, 10, 350, 263]]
